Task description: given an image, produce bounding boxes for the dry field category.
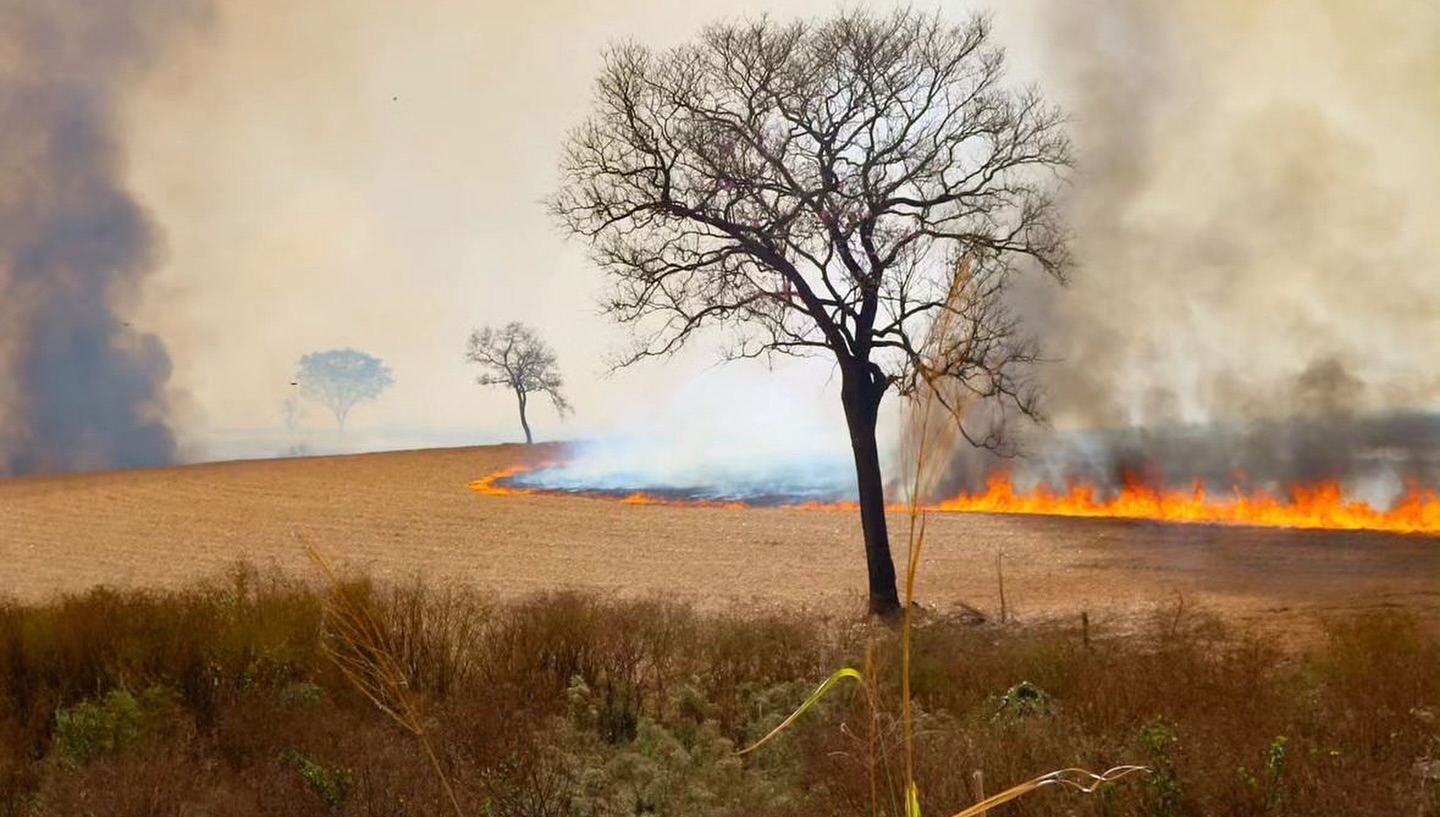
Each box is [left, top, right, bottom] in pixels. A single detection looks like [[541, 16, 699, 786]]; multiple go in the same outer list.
[[3, 443, 1438, 636]]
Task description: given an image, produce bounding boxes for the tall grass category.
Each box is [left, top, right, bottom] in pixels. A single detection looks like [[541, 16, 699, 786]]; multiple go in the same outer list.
[[1, 568, 1437, 815], [306, 543, 466, 816]]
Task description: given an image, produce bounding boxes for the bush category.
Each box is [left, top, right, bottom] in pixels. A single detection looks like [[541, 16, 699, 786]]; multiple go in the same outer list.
[[0, 567, 1435, 816], [53, 685, 180, 761]]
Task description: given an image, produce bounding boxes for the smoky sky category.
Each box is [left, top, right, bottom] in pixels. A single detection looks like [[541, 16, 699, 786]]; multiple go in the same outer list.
[[115, 0, 945, 455], [0, 1, 208, 476], [930, 0, 1440, 498], [9, 0, 1433, 490]]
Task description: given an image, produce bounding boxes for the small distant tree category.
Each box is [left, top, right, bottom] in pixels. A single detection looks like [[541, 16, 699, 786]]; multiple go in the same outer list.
[[465, 322, 571, 444], [295, 348, 395, 430]]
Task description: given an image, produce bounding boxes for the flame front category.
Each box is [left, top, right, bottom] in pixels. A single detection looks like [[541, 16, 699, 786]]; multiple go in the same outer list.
[[934, 472, 1440, 534], [467, 465, 540, 497], [469, 465, 1440, 535]]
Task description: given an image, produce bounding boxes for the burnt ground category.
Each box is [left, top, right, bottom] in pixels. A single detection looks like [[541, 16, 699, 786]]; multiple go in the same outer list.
[[2, 443, 1437, 639]]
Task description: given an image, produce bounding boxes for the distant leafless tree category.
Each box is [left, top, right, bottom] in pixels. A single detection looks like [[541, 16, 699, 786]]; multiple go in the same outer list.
[[551, 8, 1071, 615], [296, 348, 395, 431], [466, 323, 572, 444]]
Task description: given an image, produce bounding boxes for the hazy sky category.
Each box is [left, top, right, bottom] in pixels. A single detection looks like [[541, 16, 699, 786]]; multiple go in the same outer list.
[[121, 0, 991, 456], [108, 0, 1440, 463]]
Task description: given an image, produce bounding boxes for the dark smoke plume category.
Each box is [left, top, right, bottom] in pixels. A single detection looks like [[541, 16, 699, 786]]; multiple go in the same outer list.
[[935, 0, 1440, 504], [0, 1, 208, 476]]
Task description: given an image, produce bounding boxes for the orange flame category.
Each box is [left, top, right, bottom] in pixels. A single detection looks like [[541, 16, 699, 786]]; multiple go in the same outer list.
[[466, 464, 543, 497], [934, 472, 1440, 534], [469, 465, 1440, 535], [618, 492, 751, 510]]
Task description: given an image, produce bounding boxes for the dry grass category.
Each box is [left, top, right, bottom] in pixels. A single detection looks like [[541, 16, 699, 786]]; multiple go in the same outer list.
[[2, 444, 1438, 642], [0, 570, 1436, 816], [306, 543, 465, 815]]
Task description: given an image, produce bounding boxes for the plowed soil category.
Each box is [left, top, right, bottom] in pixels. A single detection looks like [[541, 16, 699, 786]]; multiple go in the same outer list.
[[3, 444, 1438, 636]]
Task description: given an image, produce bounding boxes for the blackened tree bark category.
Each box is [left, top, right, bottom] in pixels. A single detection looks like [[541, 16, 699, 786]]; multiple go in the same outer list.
[[516, 389, 533, 444], [550, 9, 1072, 617], [841, 357, 900, 613]]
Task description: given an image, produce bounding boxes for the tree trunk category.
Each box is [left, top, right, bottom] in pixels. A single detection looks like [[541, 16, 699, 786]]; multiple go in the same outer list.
[[516, 390, 533, 444], [840, 361, 901, 618]]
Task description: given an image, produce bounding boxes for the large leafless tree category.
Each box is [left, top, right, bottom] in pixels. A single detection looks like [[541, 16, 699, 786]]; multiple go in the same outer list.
[[550, 9, 1071, 616], [466, 323, 572, 444]]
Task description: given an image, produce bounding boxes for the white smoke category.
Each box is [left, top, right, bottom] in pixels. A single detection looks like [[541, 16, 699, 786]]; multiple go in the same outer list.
[[510, 361, 864, 503]]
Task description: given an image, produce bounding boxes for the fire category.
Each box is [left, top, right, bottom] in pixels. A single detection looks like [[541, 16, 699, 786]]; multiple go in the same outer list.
[[466, 465, 542, 497], [619, 492, 750, 510], [468, 466, 752, 510], [468, 464, 860, 511], [935, 472, 1440, 534], [469, 464, 1440, 535]]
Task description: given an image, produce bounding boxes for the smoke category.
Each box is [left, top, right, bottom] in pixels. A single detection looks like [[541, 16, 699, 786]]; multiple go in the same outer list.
[[510, 362, 861, 504], [11, 0, 1432, 498], [943, 0, 1440, 498], [0, 1, 209, 476]]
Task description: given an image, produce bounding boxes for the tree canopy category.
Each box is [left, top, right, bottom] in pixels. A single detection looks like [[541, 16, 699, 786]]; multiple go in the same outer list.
[[550, 8, 1071, 614], [466, 323, 571, 444], [295, 348, 395, 430]]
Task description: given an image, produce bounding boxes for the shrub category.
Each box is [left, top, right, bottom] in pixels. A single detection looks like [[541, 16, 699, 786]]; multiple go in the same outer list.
[[0, 569, 1435, 816]]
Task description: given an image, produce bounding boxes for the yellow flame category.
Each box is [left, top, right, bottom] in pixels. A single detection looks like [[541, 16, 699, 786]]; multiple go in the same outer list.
[[469, 465, 1440, 535]]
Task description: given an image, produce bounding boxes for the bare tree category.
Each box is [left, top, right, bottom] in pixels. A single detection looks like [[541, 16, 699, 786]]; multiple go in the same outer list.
[[550, 9, 1071, 616], [466, 322, 572, 444], [295, 348, 395, 430]]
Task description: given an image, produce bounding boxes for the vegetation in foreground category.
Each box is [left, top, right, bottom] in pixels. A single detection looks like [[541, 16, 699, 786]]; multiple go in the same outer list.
[[1, 565, 1437, 816]]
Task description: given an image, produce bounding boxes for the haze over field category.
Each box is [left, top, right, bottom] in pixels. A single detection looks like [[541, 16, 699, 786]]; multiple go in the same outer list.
[[957, 0, 1440, 497], [2, 0, 1437, 480]]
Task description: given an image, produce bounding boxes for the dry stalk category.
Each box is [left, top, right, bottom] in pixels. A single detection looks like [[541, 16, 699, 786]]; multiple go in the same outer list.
[[303, 541, 465, 817], [866, 641, 881, 817], [948, 765, 1151, 817], [899, 256, 982, 801], [896, 257, 1149, 814], [996, 551, 1007, 624]]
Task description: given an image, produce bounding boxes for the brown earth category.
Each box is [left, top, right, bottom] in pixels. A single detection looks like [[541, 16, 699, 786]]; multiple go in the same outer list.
[[2, 444, 1438, 637]]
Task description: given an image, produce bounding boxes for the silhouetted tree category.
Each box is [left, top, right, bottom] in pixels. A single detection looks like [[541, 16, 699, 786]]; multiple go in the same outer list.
[[295, 348, 395, 430], [466, 323, 571, 444], [551, 9, 1071, 616]]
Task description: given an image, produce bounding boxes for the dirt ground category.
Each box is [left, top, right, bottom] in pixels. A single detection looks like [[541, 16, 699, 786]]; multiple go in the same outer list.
[[3, 444, 1438, 638]]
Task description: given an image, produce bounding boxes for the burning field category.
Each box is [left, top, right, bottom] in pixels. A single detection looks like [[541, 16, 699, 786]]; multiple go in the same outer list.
[[1, 442, 1436, 638], [474, 460, 1440, 535], [448, 406, 1440, 635], [471, 411, 1440, 537]]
